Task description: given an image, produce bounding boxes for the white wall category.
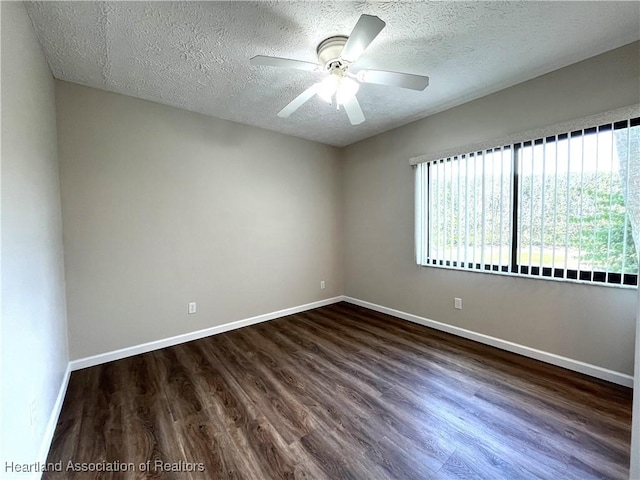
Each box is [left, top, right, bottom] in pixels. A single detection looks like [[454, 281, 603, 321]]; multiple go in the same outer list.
[[0, 1, 69, 474], [55, 81, 343, 360], [343, 42, 640, 376]]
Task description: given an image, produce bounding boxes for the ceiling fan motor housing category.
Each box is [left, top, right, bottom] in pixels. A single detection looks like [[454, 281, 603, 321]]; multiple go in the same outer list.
[[317, 36, 348, 70]]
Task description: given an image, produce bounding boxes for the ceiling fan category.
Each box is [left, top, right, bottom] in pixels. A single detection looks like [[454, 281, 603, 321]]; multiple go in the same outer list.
[[250, 14, 430, 126]]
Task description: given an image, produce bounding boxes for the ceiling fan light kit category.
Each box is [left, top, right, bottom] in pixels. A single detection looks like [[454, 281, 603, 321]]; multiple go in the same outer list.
[[317, 75, 360, 106], [250, 14, 429, 126]]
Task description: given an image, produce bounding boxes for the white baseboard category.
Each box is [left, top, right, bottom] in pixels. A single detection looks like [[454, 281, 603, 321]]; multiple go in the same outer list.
[[26, 364, 71, 480], [69, 296, 344, 371], [35, 294, 631, 479], [343, 296, 634, 388], [68, 294, 633, 386]]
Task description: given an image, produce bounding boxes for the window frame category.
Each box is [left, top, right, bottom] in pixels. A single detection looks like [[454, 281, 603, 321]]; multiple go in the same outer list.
[[416, 116, 639, 288]]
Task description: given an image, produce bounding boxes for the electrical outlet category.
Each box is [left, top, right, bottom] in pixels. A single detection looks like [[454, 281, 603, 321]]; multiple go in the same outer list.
[[188, 302, 197, 314], [320, 280, 326, 290], [454, 298, 462, 310]]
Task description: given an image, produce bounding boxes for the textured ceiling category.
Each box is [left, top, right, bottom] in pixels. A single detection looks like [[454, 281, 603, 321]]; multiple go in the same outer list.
[[26, 1, 640, 147]]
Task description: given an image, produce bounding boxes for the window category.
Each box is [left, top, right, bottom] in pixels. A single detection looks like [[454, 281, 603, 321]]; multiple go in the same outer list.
[[415, 116, 639, 286]]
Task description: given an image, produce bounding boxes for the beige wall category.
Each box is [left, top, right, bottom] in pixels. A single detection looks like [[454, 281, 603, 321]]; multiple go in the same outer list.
[[58, 43, 639, 373], [343, 42, 640, 375], [1, 1, 69, 467], [56, 81, 343, 360]]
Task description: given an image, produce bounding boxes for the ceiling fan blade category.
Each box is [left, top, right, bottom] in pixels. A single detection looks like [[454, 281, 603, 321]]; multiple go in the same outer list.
[[342, 95, 365, 125], [278, 84, 320, 118], [340, 14, 386, 63], [250, 55, 319, 72], [357, 69, 430, 91]]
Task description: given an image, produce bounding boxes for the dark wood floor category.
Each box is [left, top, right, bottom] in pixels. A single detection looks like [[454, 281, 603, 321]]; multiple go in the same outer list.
[[45, 302, 632, 479]]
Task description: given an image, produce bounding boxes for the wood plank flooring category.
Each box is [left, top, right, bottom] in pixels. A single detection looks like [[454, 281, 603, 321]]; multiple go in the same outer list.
[[44, 302, 633, 479]]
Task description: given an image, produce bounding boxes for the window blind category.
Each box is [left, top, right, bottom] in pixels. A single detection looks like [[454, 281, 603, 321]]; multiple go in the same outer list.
[[415, 107, 640, 286]]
